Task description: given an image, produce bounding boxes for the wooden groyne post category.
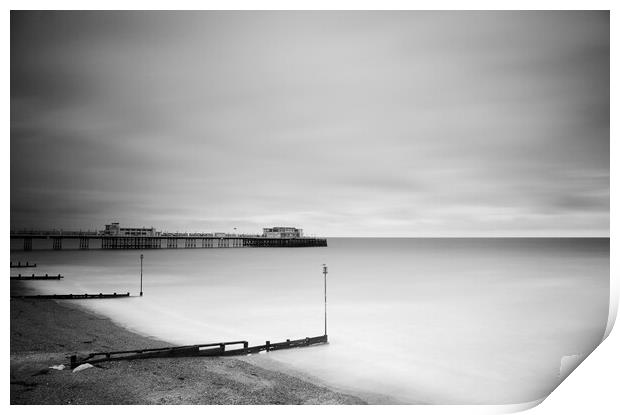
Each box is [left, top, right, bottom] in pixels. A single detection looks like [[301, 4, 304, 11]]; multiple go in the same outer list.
[[140, 254, 144, 297], [323, 264, 328, 336]]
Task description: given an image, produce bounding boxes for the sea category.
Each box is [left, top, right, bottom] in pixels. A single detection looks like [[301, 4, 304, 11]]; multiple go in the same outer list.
[[10, 238, 609, 404]]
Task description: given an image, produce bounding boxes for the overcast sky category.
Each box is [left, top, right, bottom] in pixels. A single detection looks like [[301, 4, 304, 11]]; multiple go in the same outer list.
[[11, 11, 609, 236]]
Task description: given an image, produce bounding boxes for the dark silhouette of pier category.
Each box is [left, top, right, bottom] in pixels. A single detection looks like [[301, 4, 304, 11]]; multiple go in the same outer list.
[[10, 230, 327, 251]]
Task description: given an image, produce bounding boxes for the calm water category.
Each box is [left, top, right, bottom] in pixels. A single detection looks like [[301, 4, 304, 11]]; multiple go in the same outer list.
[[10, 238, 609, 404]]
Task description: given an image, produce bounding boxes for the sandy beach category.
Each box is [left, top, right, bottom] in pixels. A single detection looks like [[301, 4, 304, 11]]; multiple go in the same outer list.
[[10, 282, 365, 405]]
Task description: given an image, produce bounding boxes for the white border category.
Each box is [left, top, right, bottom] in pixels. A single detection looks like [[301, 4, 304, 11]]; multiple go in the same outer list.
[[3, 2, 617, 414]]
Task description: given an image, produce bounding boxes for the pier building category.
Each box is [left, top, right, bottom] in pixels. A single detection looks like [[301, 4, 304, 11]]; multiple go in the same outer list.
[[263, 227, 304, 238], [104, 222, 159, 237]]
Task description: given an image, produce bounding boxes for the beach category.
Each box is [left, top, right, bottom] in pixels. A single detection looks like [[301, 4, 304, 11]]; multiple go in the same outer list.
[[10, 283, 365, 405]]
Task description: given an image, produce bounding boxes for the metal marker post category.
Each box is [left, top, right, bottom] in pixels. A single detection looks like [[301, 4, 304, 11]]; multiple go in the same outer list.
[[140, 254, 144, 297], [323, 264, 328, 337]]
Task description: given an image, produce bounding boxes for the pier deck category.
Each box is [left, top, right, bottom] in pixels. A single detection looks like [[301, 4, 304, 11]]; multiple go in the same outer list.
[[11, 232, 327, 251]]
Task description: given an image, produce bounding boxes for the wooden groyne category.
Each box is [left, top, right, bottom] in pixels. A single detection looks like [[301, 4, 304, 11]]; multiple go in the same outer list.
[[10, 262, 36, 268], [11, 274, 63, 280], [69, 334, 328, 369], [11, 292, 130, 300]]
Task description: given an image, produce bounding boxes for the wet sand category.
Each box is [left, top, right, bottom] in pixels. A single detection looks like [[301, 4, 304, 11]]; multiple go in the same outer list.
[[10, 284, 365, 405]]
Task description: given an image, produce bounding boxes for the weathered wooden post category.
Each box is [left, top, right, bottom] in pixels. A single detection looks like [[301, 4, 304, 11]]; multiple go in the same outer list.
[[140, 254, 144, 296], [265, 341, 270, 352], [70, 355, 77, 369]]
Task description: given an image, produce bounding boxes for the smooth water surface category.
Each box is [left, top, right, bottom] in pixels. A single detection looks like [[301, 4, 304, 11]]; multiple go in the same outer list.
[[11, 238, 609, 404]]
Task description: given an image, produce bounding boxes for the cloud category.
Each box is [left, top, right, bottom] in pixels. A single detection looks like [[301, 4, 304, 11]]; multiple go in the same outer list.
[[10, 11, 609, 236]]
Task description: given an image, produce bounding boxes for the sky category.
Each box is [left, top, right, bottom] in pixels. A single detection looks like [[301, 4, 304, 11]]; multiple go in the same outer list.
[[10, 11, 609, 237]]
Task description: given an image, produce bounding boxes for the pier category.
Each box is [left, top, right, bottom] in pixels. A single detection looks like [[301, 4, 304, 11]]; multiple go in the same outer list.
[[69, 334, 328, 369], [11, 231, 327, 251]]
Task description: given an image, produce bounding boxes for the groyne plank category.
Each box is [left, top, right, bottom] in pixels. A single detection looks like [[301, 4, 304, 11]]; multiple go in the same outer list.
[[10, 262, 37, 268], [10, 274, 63, 280], [11, 293, 130, 299], [70, 335, 328, 368]]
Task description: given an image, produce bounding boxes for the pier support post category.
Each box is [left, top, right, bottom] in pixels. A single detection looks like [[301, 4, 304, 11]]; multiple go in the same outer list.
[[23, 238, 32, 251], [79, 237, 89, 249], [52, 237, 62, 250]]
